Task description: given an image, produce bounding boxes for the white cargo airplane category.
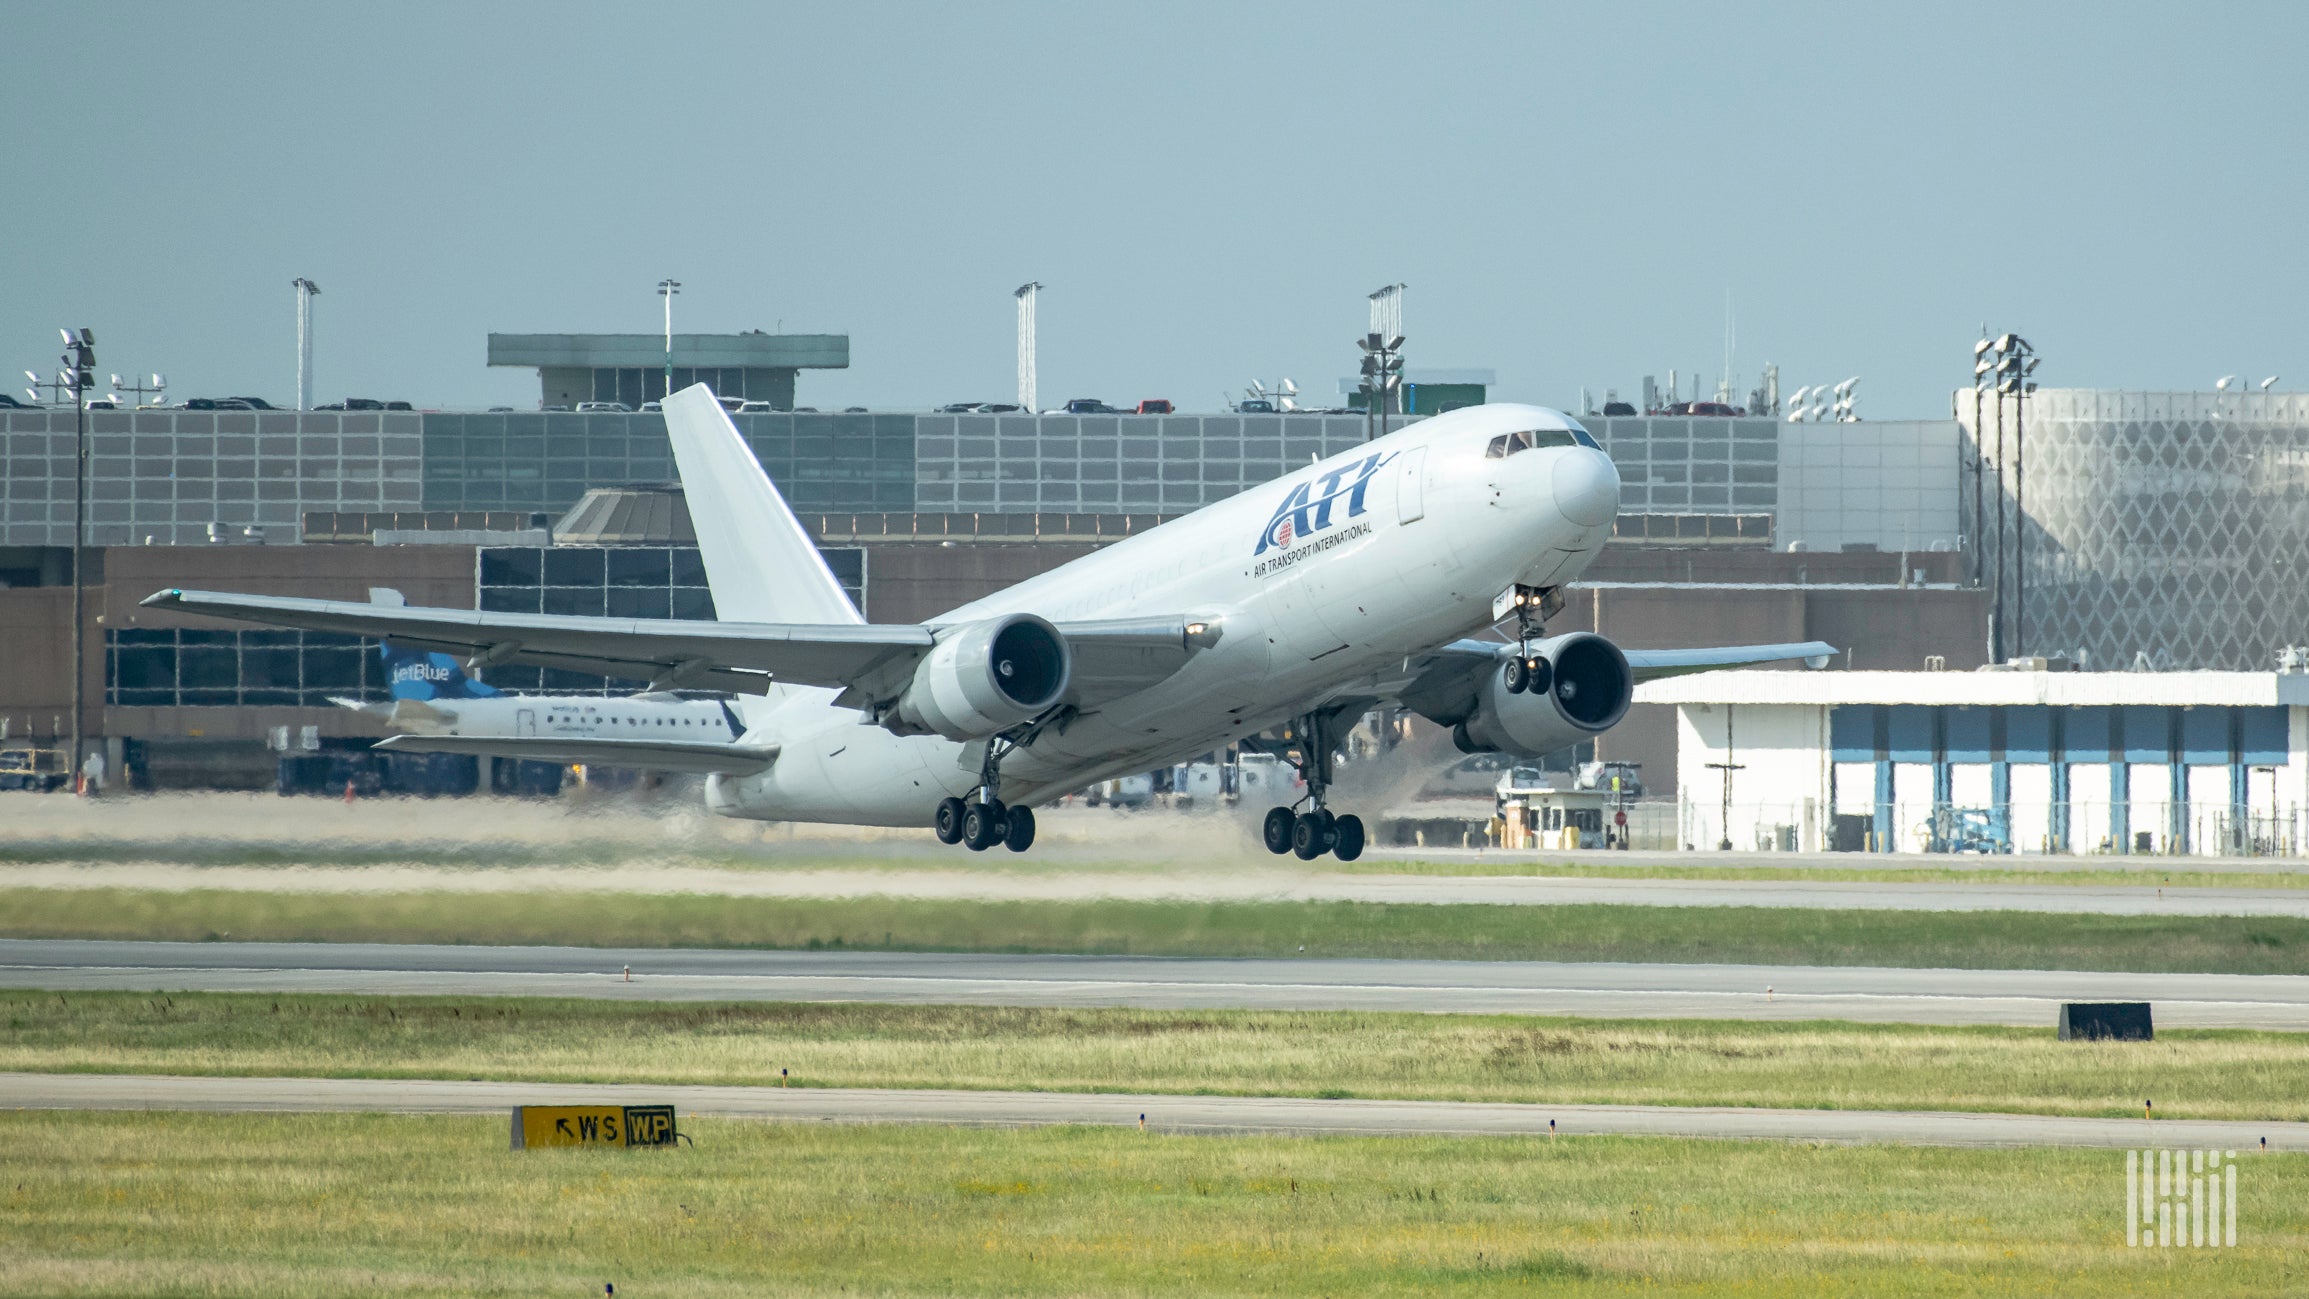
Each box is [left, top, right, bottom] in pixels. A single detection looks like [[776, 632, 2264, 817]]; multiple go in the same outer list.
[[146, 385, 1830, 861]]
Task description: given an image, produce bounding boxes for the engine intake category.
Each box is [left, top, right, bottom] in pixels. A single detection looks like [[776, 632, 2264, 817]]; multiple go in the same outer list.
[[890, 613, 1072, 740], [1451, 632, 1633, 755]]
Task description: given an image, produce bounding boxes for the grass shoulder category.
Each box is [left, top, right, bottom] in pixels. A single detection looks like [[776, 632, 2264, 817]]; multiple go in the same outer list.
[[4, 1110, 2301, 1296], [5, 991, 2303, 1122], [2, 886, 2306, 974]]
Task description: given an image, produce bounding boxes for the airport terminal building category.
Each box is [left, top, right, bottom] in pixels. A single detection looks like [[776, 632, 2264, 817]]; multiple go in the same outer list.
[[10, 331, 2298, 830]]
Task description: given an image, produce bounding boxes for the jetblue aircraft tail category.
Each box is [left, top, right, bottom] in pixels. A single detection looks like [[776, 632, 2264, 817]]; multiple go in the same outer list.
[[383, 642, 501, 701], [662, 384, 862, 627]]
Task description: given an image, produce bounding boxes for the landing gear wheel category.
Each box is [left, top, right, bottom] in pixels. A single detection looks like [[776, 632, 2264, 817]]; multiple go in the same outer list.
[[1526, 657, 1552, 695], [1002, 805, 1036, 853], [1331, 814, 1365, 862], [934, 797, 967, 845], [1262, 807, 1295, 855], [1291, 810, 1335, 861], [962, 799, 1006, 852], [1502, 656, 1530, 694]]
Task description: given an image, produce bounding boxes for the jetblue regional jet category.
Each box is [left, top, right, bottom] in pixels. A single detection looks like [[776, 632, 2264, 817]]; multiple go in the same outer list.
[[331, 637, 747, 762], [147, 386, 1829, 860]]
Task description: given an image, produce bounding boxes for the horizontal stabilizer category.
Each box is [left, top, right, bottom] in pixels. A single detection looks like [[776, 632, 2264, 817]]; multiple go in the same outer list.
[[372, 734, 777, 776]]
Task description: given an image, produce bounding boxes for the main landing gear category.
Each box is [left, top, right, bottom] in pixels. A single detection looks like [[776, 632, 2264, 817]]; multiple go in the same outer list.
[[1500, 583, 1554, 695], [1258, 710, 1365, 863], [932, 732, 1036, 853]]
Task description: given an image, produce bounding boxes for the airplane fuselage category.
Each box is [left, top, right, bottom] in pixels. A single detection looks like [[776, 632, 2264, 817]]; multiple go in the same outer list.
[[706, 403, 1618, 825], [393, 694, 738, 743]]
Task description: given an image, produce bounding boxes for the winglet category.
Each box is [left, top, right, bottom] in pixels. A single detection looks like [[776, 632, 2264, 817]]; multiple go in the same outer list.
[[662, 385, 861, 626]]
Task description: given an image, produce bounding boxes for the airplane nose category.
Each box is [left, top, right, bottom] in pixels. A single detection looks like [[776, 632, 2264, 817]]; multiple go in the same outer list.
[[1552, 447, 1620, 527]]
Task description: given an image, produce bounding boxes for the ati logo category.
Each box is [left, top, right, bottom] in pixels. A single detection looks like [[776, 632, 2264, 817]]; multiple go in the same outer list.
[[1254, 451, 1396, 556]]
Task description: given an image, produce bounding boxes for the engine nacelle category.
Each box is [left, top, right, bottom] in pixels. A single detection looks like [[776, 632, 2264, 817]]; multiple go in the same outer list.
[[890, 613, 1072, 741], [1451, 632, 1633, 756]]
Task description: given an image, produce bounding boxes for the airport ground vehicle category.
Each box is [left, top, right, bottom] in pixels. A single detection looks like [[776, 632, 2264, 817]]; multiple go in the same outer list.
[[575, 401, 632, 412], [0, 747, 69, 792], [1135, 399, 1174, 414]]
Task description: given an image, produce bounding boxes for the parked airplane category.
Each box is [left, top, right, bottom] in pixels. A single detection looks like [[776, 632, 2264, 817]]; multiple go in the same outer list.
[[146, 386, 1831, 860], [331, 633, 747, 761]]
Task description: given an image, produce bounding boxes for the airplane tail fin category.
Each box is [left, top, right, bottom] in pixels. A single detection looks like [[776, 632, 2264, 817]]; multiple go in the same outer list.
[[662, 384, 863, 627], [382, 641, 502, 701]]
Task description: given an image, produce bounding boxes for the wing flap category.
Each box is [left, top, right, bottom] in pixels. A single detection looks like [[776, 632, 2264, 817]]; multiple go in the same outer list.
[[143, 589, 929, 692], [144, 589, 1217, 718], [372, 734, 776, 776]]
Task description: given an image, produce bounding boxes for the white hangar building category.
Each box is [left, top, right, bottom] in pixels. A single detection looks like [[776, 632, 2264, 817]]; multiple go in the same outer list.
[[1637, 668, 2309, 857]]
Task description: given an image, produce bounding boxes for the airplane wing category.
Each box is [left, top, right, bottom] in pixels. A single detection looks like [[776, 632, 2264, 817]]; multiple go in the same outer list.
[[1390, 638, 1836, 724], [143, 589, 1206, 708], [373, 733, 777, 776]]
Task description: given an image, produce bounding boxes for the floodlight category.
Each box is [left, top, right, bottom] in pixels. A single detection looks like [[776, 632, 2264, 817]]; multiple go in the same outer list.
[[1387, 336, 1405, 351], [1991, 333, 2015, 351], [2217, 375, 2236, 391], [1973, 338, 1993, 355], [2261, 376, 2279, 390]]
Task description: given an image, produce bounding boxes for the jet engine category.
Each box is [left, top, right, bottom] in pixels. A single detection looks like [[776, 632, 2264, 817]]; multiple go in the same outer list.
[[889, 613, 1072, 741], [1451, 632, 1633, 756]]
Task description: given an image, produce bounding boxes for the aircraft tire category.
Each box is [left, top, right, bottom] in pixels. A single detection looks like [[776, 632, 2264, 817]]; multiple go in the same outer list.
[[1502, 656, 1530, 694], [963, 800, 1005, 851], [1002, 805, 1036, 853], [1291, 811, 1332, 861], [1262, 807, 1295, 855], [1527, 656, 1553, 695], [1332, 813, 1365, 862], [934, 797, 967, 845]]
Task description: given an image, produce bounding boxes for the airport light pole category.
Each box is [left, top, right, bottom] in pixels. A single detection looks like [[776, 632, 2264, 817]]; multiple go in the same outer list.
[[1705, 704, 1744, 852], [657, 279, 680, 401], [60, 328, 95, 788], [1981, 336, 2009, 665], [1969, 337, 1993, 592], [292, 278, 320, 409], [1993, 337, 2038, 659]]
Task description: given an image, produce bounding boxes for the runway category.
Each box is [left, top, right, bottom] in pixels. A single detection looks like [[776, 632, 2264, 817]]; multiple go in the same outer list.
[[6, 939, 2306, 1027], [7, 860, 2307, 916], [4, 1072, 2298, 1151]]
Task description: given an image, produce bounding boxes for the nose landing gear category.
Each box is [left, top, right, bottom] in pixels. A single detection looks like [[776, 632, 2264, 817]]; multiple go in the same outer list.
[[1257, 709, 1366, 862]]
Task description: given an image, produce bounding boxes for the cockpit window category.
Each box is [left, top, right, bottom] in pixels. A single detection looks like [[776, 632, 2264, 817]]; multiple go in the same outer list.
[[1484, 428, 1580, 459]]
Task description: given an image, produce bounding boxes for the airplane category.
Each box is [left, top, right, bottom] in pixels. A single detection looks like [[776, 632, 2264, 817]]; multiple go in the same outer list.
[[144, 385, 1832, 861], [330, 628, 750, 768]]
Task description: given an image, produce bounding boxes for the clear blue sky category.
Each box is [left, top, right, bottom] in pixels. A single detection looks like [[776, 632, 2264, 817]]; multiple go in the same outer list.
[[5, 2, 2300, 416]]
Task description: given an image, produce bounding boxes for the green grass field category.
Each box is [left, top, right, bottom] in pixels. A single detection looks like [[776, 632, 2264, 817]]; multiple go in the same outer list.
[[4, 885, 2306, 973], [3, 1111, 2299, 1297], [7, 991, 2304, 1121]]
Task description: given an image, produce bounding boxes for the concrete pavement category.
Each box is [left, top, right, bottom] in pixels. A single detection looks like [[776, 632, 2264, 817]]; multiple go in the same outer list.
[[4, 1072, 2299, 1151], [5, 939, 2306, 1027]]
